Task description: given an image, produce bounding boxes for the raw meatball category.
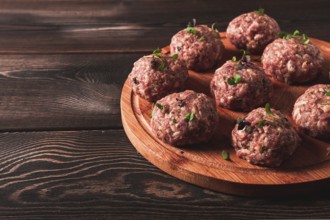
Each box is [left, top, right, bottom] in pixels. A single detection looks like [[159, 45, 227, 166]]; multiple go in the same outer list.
[[170, 25, 224, 71], [262, 37, 324, 84], [128, 54, 188, 102], [210, 58, 273, 111], [231, 107, 300, 167], [151, 90, 218, 146], [226, 10, 280, 53], [292, 84, 330, 139]]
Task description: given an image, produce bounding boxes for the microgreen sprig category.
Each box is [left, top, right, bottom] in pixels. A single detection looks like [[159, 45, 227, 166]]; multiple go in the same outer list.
[[255, 8, 265, 16], [227, 74, 242, 85], [211, 22, 218, 37], [186, 18, 198, 36], [221, 150, 230, 160], [151, 48, 179, 71], [184, 112, 195, 121], [155, 103, 164, 111], [186, 26, 198, 35], [279, 30, 310, 45], [265, 103, 274, 116], [257, 119, 271, 127]]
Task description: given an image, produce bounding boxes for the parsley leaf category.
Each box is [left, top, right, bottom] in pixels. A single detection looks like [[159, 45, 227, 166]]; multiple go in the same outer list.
[[186, 26, 198, 35], [184, 113, 195, 121], [211, 23, 218, 37], [303, 38, 310, 45], [151, 48, 178, 71], [278, 31, 286, 38], [326, 91, 330, 96], [285, 34, 292, 40], [257, 120, 267, 127], [255, 8, 265, 15], [232, 56, 237, 62], [241, 49, 249, 56], [171, 54, 178, 60], [211, 23, 216, 31], [293, 30, 300, 36], [153, 48, 162, 55], [265, 103, 274, 116], [172, 119, 177, 123], [158, 61, 166, 71], [155, 103, 164, 111], [227, 74, 242, 85], [221, 150, 230, 160]]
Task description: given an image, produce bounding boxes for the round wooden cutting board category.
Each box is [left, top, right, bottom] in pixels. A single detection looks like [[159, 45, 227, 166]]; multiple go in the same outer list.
[[121, 32, 330, 197]]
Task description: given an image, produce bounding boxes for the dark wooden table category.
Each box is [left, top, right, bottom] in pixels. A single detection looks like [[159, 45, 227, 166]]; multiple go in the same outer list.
[[0, 0, 329, 219]]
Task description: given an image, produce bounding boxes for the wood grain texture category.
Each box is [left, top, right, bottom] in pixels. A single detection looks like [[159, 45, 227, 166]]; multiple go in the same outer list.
[[0, 0, 328, 53], [121, 33, 330, 196], [0, 53, 142, 130], [0, 129, 328, 219], [0, 0, 329, 218]]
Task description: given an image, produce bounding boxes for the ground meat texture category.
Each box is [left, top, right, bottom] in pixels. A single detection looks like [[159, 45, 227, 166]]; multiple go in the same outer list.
[[226, 11, 280, 53], [150, 90, 218, 146], [128, 55, 188, 102], [262, 37, 324, 84], [231, 108, 300, 167], [292, 84, 330, 139], [210, 60, 273, 111], [170, 25, 224, 71]]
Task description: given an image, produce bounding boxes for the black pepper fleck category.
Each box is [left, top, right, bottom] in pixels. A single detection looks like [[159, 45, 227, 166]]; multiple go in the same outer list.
[[237, 119, 251, 130], [151, 56, 160, 69]]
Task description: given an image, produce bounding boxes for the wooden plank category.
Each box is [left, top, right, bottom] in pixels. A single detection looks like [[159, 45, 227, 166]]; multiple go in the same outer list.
[[0, 129, 328, 219], [0, 53, 143, 131], [0, 0, 328, 53]]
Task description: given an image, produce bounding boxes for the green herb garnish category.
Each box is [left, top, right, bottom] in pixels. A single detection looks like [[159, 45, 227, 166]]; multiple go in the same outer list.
[[285, 34, 292, 40], [302, 34, 308, 41], [326, 91, 330, 96], [158, 62, 166, 71], [171, 54, 178, 60], [241, 49, 249, 56], [279, 30, 310, 45], [237, 117, 243, 124], [265, 103, 274, 116], [156, 103, 164, 111], [255, 8, 265, 16], [172, 119, 177, 123], [184, 112, 195, 121], [132, 77, 139, 85], [293, 30, 300, 36], [301, 34, 310, 45], [257, 120, 267, 127], [151, 48, 178, 71], [186, 26, 198, 35], [198, 36, 205, 41], [227, 74, 242, 85], [221, 150, 230, 160], [211, 22, 218, 37], [211, 23, 216, 31], [153, 48, 162, 55], [232, 56, 237, 62], [278, 31, 286, 38], [303, 38, 310, 45]]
